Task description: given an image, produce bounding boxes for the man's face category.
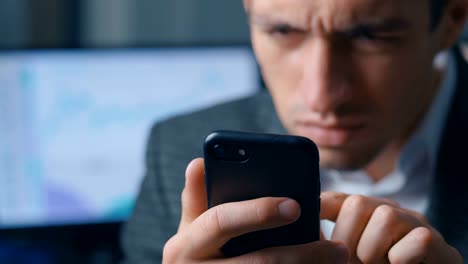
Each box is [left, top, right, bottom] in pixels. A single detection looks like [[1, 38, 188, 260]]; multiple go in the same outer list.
[[247, 0, 444, 170]]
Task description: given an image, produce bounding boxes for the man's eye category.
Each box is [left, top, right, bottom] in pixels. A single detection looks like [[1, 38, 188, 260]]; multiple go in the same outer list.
[[346, 28, 380, 41], [345, 28, 397, 43], [268, 25, 303, 36]]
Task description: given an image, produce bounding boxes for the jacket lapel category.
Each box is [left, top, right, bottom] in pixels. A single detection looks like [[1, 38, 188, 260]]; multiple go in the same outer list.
[[427, 45, 468, 256]]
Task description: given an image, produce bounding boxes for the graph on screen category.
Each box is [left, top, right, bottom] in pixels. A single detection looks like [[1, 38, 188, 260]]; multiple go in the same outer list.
[[0, 47, 258, 228]]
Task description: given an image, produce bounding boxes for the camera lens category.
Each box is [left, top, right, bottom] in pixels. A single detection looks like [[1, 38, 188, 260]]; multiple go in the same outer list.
[[213, 144, 225, 157], [238, 149, 246, 156]]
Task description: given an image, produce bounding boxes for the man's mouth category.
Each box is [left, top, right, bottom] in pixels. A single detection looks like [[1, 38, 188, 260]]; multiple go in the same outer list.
[[295, 120, 365, 147]]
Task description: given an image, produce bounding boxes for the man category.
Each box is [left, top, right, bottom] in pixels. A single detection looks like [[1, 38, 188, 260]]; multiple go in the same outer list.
[[122, 0, 468, 263]]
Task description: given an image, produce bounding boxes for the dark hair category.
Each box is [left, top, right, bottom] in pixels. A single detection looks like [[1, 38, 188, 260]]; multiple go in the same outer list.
[[431, 0, 448, 29]]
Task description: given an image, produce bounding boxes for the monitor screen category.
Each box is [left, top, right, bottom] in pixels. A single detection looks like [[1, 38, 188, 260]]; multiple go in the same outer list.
[[0, 47, 259, 228]]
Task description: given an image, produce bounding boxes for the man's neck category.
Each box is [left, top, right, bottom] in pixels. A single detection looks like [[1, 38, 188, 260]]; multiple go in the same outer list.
[[365, 141, 403, 182]]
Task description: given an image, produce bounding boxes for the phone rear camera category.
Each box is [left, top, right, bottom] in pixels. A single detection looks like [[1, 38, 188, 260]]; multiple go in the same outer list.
[[213, 144, 225, 157], [211, 144, 249, 162]]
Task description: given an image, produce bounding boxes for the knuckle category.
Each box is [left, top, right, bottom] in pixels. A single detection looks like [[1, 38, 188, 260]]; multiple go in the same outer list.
[[203, 205, 228, 236], [211, 205, 228, 233], [343, 194, 368, 211], [411, 226, 434, 250], [373, 204, 399, 225]]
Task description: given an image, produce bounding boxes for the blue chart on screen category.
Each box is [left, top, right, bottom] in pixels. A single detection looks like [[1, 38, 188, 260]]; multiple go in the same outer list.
[[0, 47, 258, 228]]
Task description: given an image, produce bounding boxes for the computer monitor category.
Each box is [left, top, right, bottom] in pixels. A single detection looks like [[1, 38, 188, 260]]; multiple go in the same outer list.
[[0, 46, 259, 228]]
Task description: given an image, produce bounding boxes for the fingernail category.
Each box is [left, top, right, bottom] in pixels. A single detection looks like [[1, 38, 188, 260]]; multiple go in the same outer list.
[[335, 243, 349, 263], [278, 199, 300, 220]]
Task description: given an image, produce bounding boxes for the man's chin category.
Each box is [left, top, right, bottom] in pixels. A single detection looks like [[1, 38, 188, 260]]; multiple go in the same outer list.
[[317, 147, 375, 171]]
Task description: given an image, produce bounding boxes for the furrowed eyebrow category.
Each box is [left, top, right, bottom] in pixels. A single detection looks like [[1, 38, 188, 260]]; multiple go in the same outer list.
[[247, 14, 304, 29], [248, 14, 411, 34], [345, 18, 411, 32]]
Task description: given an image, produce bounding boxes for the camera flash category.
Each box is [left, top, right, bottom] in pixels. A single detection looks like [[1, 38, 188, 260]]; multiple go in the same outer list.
[[238, 149, 246, 156]]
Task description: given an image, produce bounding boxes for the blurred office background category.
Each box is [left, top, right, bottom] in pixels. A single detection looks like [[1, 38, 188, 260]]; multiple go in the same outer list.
[[0, 1, 254, 264], [0, 1, 467, 264]]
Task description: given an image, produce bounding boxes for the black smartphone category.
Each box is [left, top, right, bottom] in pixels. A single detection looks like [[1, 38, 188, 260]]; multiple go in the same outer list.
[[204, 130, 321, 257]]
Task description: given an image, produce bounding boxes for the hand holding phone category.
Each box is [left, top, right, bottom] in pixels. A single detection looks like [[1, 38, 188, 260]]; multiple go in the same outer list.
[[204, 130, 321, 257], [163, 158, 349, 263]]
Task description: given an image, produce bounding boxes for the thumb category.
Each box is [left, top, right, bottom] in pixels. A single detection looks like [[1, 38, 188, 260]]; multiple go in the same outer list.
[[178, 158, 207, 232]]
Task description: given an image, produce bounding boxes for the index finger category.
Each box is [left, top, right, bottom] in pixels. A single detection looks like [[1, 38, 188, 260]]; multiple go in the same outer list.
[[320, 192, 400, 221]]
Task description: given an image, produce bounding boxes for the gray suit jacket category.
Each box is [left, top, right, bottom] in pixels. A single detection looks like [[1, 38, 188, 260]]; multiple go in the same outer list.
[[121, 47, 468, 263]]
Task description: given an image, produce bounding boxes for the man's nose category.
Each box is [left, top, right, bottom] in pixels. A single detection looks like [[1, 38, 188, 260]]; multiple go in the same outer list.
[[299, 39, 352, 114]]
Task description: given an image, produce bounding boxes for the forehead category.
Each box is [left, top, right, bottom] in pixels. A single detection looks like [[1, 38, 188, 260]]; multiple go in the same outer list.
[[248, 0, 428, 25]]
